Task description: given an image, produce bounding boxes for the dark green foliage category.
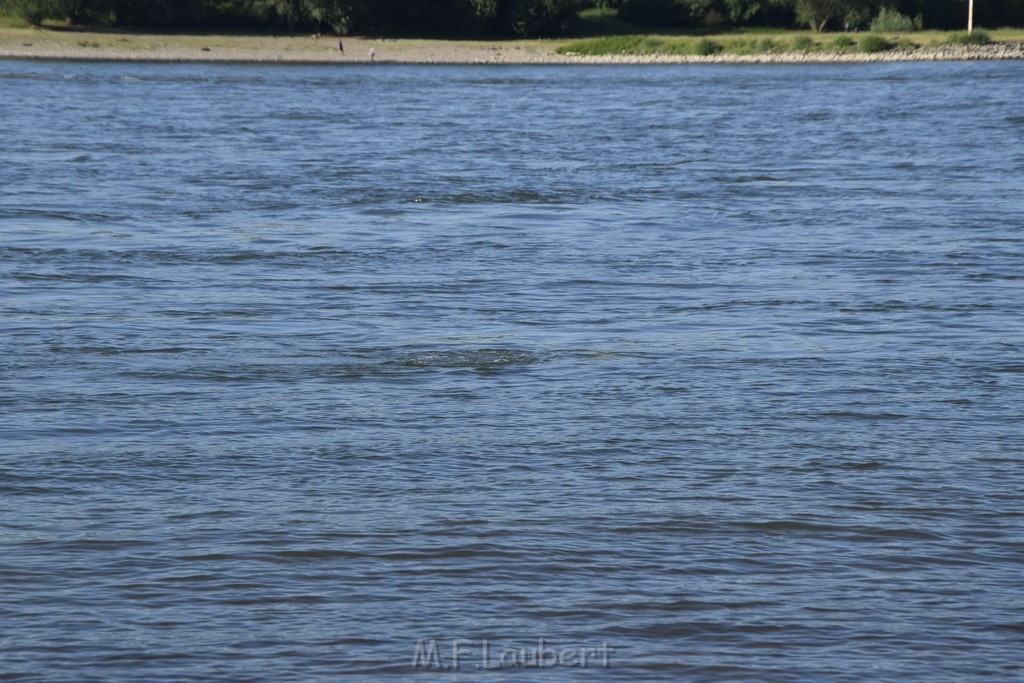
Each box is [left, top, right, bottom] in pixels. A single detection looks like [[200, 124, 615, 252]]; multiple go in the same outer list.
[[1, 0, 86, 24], [449, 0, 500, 36], [792, 0, 860, 32], [617, 0, 790, 29], [503, 0, 581, 36], [574, 6, 641, 35], [113, 0, 207, 25], [612, 0, 1022, 34], [618, 0, 687, 27], [2, 0, 1022, 35], [841, 3, 869, 29], [0, 0, 207, 25], [876, 0, 1019, 30], [2, 0, 52, 24], [858, 32, 892, 51], [721, 0, 776, 23]]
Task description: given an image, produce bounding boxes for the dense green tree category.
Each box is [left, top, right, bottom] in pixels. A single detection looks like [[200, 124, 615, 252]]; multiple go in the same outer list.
[[498, 0, 581, 36], [1, 0, 83, 23], [339, 0, 496, 36], [618, 0, 786, 29], [722, 0, 777, 23], [902, 0, 1024, 29], [301, 0, 351, 33], [247, 0, 313, 30], [790, 0, 864, 32], [439, 0, 499, 36], [618, 0, 686, 28], [108, 0, 206, 25], [2, 0, 1022, 34]]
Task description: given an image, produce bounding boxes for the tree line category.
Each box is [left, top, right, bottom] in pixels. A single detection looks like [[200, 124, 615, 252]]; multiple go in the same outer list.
[[2, 0, 1020, 36], [618, 0, 1022, 32]]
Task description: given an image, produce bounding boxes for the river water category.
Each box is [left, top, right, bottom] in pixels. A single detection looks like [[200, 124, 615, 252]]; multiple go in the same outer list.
[[1, 59, 1023, 681]]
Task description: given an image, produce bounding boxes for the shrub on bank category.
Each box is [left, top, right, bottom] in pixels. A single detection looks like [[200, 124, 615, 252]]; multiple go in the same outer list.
[[556, 34, 645, 54], [694, 37, 723, 55], [832, 34, 855, 49], [726, 37, 780, 54], [859, 34, 893, 52], [556, 28, 1001, 58], [791, 35, 815, 51], [945, 30, 992, 45], [869, 8, 916, 33]]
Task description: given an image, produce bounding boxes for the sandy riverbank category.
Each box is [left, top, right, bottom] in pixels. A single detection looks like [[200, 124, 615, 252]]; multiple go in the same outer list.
[[2, 27, 1023, 64]]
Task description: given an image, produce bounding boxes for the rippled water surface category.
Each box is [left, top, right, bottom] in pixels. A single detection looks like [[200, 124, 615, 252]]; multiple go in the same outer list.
[[2, 59, 1023, 681]]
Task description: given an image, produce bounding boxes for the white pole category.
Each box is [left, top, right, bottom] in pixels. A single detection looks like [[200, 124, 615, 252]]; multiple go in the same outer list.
[[968, 0, 974, 33]]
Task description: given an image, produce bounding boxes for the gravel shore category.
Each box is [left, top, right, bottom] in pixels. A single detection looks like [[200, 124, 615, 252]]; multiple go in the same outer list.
[[2, 32, 1023, 65]]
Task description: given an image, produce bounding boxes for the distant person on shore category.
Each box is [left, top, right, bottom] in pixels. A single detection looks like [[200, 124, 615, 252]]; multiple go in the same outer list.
[[369, 47, 376, 61], [338, 39, 344, 54]]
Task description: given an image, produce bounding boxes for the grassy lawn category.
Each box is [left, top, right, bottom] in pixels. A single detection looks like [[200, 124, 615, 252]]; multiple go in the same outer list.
[[0, 19, 326, 52], [0, 22, 565, 61]]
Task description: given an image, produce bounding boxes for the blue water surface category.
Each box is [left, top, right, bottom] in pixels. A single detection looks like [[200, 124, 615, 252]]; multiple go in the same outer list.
[[1, 59, 1023, 681]]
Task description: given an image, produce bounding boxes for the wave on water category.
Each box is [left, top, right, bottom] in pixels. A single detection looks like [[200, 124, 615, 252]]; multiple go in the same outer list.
[[409, 190, 566, 205], [389, 349, 540, 369]]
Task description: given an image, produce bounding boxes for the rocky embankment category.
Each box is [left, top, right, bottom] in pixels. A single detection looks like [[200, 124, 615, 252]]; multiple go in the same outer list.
[[557, 42, 1024, 64]]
